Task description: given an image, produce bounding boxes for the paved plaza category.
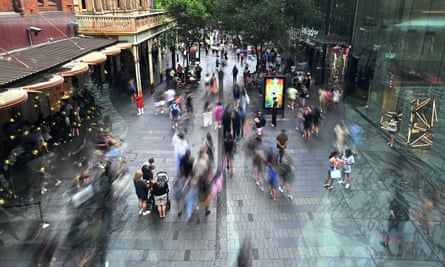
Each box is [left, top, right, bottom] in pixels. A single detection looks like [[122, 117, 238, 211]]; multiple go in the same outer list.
[[0, 50, 444, 267]]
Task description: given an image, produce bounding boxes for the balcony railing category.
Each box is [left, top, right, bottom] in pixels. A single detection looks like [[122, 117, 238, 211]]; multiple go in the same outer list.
[[76, 11, 173, 35]]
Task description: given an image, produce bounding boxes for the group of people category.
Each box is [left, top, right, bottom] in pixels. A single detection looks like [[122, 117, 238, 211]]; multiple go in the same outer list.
[[323, 149, 356, 190], [243, 127, 295, 201], [133, 157, 170, 219], [171, 131, 220, 222]]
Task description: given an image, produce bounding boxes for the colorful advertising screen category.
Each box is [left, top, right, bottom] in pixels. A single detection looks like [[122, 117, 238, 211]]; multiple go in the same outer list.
[[263, 76, 285, 109]]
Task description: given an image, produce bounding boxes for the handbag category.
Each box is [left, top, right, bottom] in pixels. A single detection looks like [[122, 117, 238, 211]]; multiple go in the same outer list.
[[330, 168, 342, 179]]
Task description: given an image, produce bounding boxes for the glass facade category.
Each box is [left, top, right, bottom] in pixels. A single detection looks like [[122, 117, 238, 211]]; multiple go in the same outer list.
[[345, 0, 445, 171]]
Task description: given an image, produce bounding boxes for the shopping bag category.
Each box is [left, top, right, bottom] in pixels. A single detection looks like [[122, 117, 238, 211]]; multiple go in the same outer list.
[[330, 168, 342, 179]]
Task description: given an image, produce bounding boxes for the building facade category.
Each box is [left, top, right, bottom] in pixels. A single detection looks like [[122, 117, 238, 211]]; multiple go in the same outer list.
[[345, 0, 445, 172], [0, 0, 173, 170]]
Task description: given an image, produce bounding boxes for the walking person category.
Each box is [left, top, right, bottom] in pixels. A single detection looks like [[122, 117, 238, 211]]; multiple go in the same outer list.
[[231, 104, 242, 143], [133, 170, 151, 216], [224, 134, 236, 177], [276, 128, 288, 163], [169, 100, 181, 130], [266, 163, 280, 201], [232, 64, 239, 84], [210, 73, 218, 95], [311, 106, 321, 137], [213, 102, 223, 129], [339, 149, 355, 189], [172, 132, 189, 177], [381, 190, 411, 253], [175, 149, 194, 217], [252, 150, 265, 191], [302, 106, 312, 142], [323, 151, 340, 190]]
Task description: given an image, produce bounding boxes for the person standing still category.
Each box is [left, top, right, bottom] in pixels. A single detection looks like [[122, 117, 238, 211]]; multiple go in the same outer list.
[[387, 115, 399, 148], [276, 129, 288, 163], [339, 149, 355, 189], [134, 93, 144, 116], [271, 95, 278, 127]]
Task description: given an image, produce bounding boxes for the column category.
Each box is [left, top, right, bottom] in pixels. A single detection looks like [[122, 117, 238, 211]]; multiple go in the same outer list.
[[132, 45, 142, 95], [158, 39, 163, 82], [148, 39, 155, 93]]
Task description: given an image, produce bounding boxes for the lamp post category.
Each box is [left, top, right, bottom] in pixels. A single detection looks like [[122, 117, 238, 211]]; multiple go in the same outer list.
[[26, 26, 42, 47]]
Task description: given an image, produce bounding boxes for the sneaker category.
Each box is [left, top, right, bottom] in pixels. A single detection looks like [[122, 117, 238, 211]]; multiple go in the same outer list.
[[260, 186, 264, 192], [41, 223, 50, 229], [323, 184, 330, 188], [205, 210, 211, 216], [142, 210, 151, 216], [139, 209, 143, 215], [278, 186, 284, 193], [270, 123, 275, 127], [255, 181, 260, 186], [328, 185, 334, 190], [338, 180, 345, 185], [345, 184, 350, 189], [55, 180, 62, 186], [288, 195, 293, 200]]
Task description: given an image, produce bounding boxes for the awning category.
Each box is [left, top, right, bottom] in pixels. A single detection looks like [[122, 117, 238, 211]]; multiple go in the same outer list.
[[0, 88, 28, 111], [114, 42, 132, 50], [59, 62, 90, 77], [78, 51, 107, 65], [102, 46, 122, 56], [0, 37, 117, 87], [22, 74, 64, 92]]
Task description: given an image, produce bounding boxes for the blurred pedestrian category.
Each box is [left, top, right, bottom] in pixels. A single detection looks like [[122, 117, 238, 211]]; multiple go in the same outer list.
[[267, 163, 280, 201], [172, 132, 189, 177], [334, 122, 350, 155], [232, 104, 242, 143], [311, 106, 321, 137], [214, 102, 223, 129], [176, 149, 194, 217], [224, 134, 236, 177], [277, 154, 295, 200], [232, 65, 239, 84], [381, 191, 411, 252], [210, 73, 218, 95], [302, 106, 312, 142]]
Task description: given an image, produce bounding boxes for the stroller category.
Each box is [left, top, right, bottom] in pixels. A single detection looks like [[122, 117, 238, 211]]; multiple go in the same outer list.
[[147, 171, 171, 214]]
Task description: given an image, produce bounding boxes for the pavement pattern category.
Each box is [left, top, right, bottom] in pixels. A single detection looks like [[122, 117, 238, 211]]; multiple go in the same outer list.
[[0, 49, 444, 267]]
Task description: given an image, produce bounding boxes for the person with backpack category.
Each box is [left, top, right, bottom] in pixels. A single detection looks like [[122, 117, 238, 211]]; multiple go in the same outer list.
[[169, 100, 181, 129]]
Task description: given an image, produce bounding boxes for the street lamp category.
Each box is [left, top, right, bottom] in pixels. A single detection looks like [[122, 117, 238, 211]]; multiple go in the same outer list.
[[26, 26, 42, 47]]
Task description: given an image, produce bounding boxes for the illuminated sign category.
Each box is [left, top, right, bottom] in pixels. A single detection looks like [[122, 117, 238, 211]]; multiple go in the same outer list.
[[263, 76, 285, 110]]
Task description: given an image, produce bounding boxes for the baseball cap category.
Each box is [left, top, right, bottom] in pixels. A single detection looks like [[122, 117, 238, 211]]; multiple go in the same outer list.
[[281, 128, 286, 132]]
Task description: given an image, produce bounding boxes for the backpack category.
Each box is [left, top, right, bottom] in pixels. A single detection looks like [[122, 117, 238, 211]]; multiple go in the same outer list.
[[171, 104, 180, 117]]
